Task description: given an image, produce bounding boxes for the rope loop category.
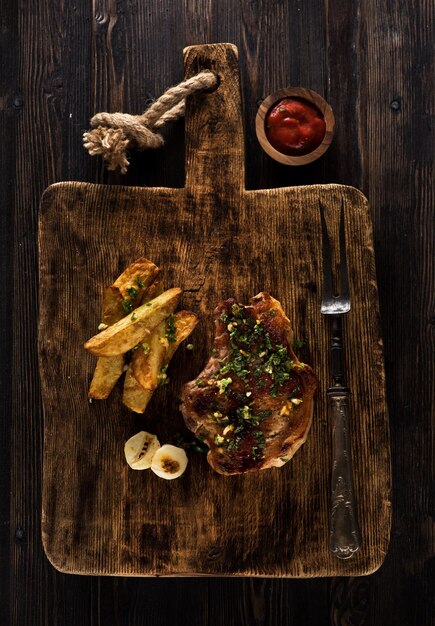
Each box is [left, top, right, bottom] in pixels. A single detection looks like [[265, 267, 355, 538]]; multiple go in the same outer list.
[[83, 70, 218, 174]]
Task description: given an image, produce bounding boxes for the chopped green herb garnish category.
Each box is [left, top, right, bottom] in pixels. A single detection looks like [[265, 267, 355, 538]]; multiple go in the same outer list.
[[220, 353, 249, 379], [217, 377, 232, 394], [227, 437, 242, 452], [173, 432, 208, 453], [253, 430, 266, 447], [214, 304, 300, 412], [165, 313, 177, 343], [158, 365, 168, 386], [131, 311, 137, 321], [126, 286, 138, 298], [234, 405, 261, 425], [192, 438, 209, 453], [122, 299, 133, 313], [136, 276, 144, 289], [251, 431, 266, 460]]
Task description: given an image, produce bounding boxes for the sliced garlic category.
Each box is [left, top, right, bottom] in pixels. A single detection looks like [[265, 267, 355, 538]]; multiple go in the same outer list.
[[124, 431, 160, 470], [150, 444, 188, 480]]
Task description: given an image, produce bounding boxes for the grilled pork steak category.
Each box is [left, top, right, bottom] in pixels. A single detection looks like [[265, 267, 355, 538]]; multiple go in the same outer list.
[[180, 292, 317, 475]]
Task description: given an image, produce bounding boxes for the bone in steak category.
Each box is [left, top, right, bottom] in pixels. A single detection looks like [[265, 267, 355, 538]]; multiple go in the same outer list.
[[180, 292, 317, 475]]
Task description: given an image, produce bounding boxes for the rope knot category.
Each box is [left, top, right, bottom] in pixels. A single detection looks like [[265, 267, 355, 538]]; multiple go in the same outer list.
[[83, 70, 218, 174]]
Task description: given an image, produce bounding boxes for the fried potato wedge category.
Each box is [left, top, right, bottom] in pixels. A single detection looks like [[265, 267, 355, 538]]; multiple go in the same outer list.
[[112, 258, 160, 304], [89, 287, 125, 399], [122, 364, 154, 413], [89, 355, 125, 399], [101, 286, 124, 326], [140, 280, 164, 304], [131, 320, 167, 391], [131, 311, 198, 391], [124, 311, 197, 413], [84, 288, 182, 356], [88, 260, 161, 398], [100, 259, 160, 325]]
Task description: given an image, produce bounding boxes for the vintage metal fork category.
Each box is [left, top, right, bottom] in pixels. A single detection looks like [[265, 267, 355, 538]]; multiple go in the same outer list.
[[320, 199, 362, 559]]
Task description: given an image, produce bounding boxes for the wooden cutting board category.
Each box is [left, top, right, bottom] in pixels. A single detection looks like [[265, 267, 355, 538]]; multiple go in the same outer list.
[[38, 43, 391, 577]]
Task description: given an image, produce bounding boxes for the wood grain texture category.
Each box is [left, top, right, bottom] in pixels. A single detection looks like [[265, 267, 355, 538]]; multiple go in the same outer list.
[[0, 0, 17, 621], [356, 2, 435, 624], [4, 2, 99, 625], [1, 0, 433, 623], [39, 44, 390, 578], [240, 0, 329, 190], [209, 578, 330, 625]]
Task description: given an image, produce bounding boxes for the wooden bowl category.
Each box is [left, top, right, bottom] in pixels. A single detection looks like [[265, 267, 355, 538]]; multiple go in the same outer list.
[[255, 87, 335, 165]]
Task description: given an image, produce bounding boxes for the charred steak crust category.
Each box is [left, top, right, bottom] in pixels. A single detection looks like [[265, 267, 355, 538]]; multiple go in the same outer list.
[[180, 292, 318, 475]]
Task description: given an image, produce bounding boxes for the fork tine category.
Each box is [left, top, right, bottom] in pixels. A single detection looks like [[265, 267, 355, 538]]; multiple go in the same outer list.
[[319, 200, 333, 301], [338, 200, 350, 305], [320, 199, 351, 315]]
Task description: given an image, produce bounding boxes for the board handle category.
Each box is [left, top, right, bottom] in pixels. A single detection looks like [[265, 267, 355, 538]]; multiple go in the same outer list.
[[183, 43, 246, 194]]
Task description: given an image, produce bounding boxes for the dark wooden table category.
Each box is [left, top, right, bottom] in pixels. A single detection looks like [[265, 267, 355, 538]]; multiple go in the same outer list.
[[1, 1, 433, 624]]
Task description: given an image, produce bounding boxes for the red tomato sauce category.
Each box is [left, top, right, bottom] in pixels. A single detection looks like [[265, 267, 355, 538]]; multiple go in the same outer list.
[[265, 97, 326, 156]]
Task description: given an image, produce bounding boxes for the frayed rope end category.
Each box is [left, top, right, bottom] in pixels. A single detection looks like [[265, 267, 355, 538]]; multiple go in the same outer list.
[[83, 127, 131, 174]]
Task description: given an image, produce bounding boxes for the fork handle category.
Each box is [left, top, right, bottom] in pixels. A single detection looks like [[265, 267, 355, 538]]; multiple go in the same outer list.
[[330, 315, 344, 385], [328, 387, 362, 559]]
